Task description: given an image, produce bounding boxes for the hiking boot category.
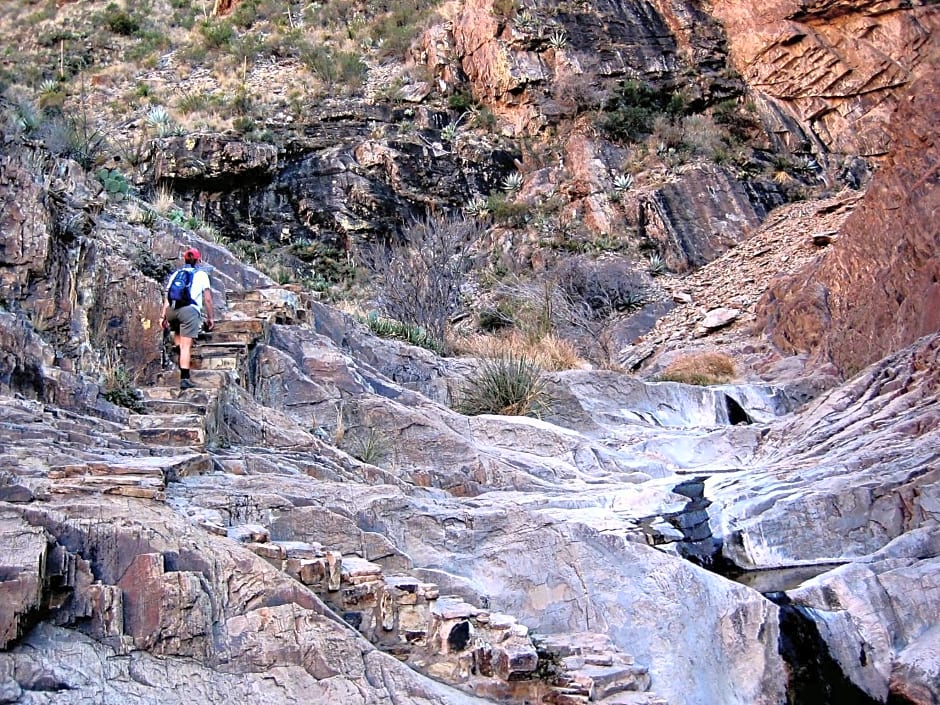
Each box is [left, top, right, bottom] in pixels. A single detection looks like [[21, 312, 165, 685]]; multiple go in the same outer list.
[[179, 379, 196, 390]]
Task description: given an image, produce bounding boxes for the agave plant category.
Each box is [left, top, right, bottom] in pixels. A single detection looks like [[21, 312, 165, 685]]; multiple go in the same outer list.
[[613, 173, 635, 192], [146, 105, 170, 127], [464, 197, 490, 217], [547, 30, 568, 49], [647, 253, 667, 276], [502, 171, 524, 193], [513, 9, 539, 33], [146, 105, 178, 136], [39, 78, 61, 96]]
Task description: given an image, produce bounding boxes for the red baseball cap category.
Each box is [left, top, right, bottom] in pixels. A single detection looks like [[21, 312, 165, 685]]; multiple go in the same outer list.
[[183, 247, 201, 261]]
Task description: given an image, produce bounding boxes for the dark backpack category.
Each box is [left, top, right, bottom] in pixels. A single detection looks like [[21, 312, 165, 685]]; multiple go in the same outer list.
[[167, 267, 194, 308]]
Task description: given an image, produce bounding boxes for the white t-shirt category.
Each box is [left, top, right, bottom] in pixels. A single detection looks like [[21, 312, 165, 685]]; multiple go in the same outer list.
[[167, 266, 212, 313]]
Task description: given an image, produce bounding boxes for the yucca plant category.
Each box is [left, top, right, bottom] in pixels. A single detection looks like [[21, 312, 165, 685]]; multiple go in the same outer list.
[[455, 354, 551, 418]]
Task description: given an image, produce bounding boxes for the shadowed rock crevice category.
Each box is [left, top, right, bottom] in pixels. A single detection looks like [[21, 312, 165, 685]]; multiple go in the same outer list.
[[771, 594, 885, 705]]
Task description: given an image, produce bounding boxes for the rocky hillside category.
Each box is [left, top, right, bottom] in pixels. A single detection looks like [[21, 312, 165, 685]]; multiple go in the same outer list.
[[1, 1, 938, 704]]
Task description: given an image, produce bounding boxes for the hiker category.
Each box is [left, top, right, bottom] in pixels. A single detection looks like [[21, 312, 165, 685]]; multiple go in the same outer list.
[[160, 247, 214, 390]]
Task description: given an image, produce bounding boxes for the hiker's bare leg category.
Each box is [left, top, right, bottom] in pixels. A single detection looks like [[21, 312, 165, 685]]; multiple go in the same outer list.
[[179, 336, 193, 370]]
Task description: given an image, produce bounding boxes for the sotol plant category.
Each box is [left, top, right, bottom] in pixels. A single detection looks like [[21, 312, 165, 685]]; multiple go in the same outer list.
[[455, 354, 551, 418]]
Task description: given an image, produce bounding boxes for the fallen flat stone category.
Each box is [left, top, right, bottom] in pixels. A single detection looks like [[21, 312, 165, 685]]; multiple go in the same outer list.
[[699, 307, 740, 333]]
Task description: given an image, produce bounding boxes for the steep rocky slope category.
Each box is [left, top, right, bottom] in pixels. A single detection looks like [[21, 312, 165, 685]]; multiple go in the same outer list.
[[1, 1, 938, 704]]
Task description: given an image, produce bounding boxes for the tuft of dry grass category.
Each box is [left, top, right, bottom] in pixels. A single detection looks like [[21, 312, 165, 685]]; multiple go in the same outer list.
[[658, 351, 736, 386], [452, 331, 585, 371], [152, 185, 176, 214]]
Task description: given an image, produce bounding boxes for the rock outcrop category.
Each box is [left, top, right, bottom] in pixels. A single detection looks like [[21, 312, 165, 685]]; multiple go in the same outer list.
[[755, 55, 940, 374], [715, 1, 940, 375]]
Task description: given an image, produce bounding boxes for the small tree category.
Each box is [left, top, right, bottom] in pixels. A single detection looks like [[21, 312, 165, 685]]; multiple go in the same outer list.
[[362, 212, 486, 348]]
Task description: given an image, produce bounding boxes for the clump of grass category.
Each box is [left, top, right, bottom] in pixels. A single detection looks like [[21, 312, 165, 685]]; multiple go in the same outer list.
[[101, 348, 144, 412], [359, 311, 443, 354], [350, 428, 387, 465], [658, 352, 736, 386], [455, 354, 551, 418], [454, 331, 584, 372]]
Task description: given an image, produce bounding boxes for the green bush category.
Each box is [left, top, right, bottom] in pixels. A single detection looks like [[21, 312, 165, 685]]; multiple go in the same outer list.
[[455, 354, 550, 418], [102, 3, 140, 36], [199, 19, 235, 49], [102, 364, 145, 412], [600, 80, 689, 144], [448, 91, 475, 112], [301, 46, 366, 89]]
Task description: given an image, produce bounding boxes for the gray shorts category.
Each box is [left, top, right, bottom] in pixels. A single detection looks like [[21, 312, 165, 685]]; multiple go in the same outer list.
[[166, 305, 202, 338]]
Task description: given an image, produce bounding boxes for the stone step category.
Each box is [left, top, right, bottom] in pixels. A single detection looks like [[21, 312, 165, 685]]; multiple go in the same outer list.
[[191, 353, 240, 372], [192, 341, 250, 358], [202, 318, 266, 344], [153, 369, 233, 390], [140, 397, 210, 415], [128, 413, 204, 430], [49, 453, 211, 483], [563, 663, 650, 701], [139, 386, 214, 404], [120, 426, 206, 447], [49, 475, 166, 501], [595, 693, 669, 705]]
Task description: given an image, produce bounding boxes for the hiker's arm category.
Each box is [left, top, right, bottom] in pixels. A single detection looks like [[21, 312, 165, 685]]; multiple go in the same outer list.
[[160, 300, 168, 328], [203, 289, 214, 329]]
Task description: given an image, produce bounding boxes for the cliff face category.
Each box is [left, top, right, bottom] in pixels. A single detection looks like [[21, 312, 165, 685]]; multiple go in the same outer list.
[[711, 0, 935, 159], [709, 0, 940, 373]]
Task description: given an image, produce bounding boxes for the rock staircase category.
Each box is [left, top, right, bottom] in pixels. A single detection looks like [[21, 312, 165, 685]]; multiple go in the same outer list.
[[221, 521, 668, 705], [14, 284, 670, 704], [41, 285, 313, 502]]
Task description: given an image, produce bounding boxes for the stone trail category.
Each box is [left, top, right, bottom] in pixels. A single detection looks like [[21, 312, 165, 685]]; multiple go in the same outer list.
[[1, 281, 670, 705], [224, 520, 665, 705]]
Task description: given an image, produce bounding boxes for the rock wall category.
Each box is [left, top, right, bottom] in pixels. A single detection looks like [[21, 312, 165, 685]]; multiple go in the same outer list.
[[755, 45, 939, 374], [710, 0, 936, 160]]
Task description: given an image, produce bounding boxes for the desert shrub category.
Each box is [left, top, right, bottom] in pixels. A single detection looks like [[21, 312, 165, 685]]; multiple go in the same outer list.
[[35, 116, 108, 169], [554, 256, 648, 319], [102, 3, 140, 36], [712, 98, 760, 143], [455, 331, 583, 372], [348, 428, 387, 465], [199, 19, 235, 49], [134, 247, 173, 282], [553, 72, 603, 112], [492, 0, 517, 18], [368, 0, 441, 59], [486, 194, 529, 226], [101, 347, 144, 412], [455, 354, 551, 417], [448, 91, 475, 112], [176, 90, 210, 114], [600, 80, 689, 144], [658, 352, 736, 385], [301, 46, 366, 90], [360, 212, 487, 348]]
